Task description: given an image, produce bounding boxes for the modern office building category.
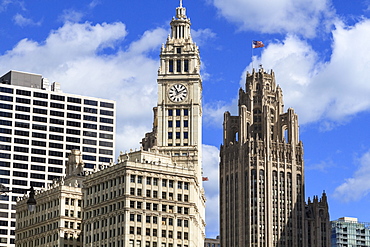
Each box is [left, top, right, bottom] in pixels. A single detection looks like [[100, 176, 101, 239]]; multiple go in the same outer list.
[[331, 217, 370, 247], [15, 150, 85, 247], [0, 70, 115, 246], [220, 67, 330, 247]]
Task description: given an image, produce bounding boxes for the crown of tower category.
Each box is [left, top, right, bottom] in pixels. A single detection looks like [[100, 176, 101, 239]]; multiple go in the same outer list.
[[169, 0, 192, 41]]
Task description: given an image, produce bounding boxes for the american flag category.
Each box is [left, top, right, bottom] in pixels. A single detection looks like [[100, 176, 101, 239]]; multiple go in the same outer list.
[[252, 40, 264, 49]]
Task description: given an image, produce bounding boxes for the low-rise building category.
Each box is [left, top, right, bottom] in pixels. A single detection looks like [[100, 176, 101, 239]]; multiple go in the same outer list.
[[331, 217, 370, 247], [15, 150, 85, 247]]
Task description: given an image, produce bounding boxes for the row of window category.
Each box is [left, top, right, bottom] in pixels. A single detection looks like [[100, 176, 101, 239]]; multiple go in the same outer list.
[[0, 136, 113, 148], [0, 114, 113, 130], [130, 214, 189, 227], [168, 120, 188, 128], [129, 227, 189, 240], [0, 98, 114, 114], [130, 188, 189, 202], [0, 170, 61, 179], [168, 109, 188, 117], [130, 175, 189, 189], [130, 201, 189, 215], [0, 87, 113, 108], [168, 132, 188, 139], [168, 59, 189, 73], [1, 104, 114, 122]]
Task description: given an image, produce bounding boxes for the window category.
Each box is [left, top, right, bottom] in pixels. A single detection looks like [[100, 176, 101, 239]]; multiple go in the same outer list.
[[100, 117, 113, 124], [100, 110, 114, 116], [32, 124, 46, 131], [138, 176, 142, 184], [184, 59, 189, 72], [176, 132, 180, 139], [67, 97, 81, 104], [16, 105, 30, 112], [51, 102, 64, 109], [0, 95, 12, 102], [50, 126, 64, 133], [169, 60, 174, 72], [84, 99, 98, 106], [34, 92, 48, 99], [31, 148, 46, 155], [168, 132, 173, 139], [176, 109, 181, 116], [84, 115, 97, 121], [16, 89, 31, 96], [184, 132, 188, 139], [168, 109, 173, 116], [176, 60, 181, 72], [15, 113, 30, 120], [67, 105, 81, 112], [51, 95, 65, 101], [100, 125, 113, 132], [100, 102, 114, 109], [33, 116, 47, 123], [84, 107, 97, 114], [33, 100, 47, 106], [184, 182, 189, 190], [67, 121, 80, 127], [153, 178, 158, 186], [83, 123, 97, 130], [0, 111, 12, 118], [100, 141, 113, 147], [67, 113, 81, 119], [83, 131, 97, 137], [184, 120, 188, 127], [0, 103, 12, 110]]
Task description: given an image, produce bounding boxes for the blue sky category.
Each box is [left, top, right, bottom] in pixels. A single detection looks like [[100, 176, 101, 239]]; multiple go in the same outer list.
[[2, 0, 370, 238]]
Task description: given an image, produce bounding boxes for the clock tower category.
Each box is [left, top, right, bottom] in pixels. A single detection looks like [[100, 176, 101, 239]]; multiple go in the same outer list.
[[142, 0, 203, 183]]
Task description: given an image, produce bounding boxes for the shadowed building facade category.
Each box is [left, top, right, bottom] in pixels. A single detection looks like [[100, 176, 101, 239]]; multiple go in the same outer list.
[[220, 68, 305, 246]]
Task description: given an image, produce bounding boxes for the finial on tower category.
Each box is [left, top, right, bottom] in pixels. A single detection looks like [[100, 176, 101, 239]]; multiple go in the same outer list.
[[180, 0, 183, 7]]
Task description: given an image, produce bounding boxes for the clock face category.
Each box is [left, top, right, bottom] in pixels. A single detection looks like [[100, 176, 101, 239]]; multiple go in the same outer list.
[[169, 84, 187, 102]]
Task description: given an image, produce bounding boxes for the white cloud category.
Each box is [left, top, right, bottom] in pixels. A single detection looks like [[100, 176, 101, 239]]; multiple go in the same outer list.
[[237, 19, 370, 127], [202, 144, 220, 237], [13, 13, 41, 27], [59, 9, 85, 23], [192, 28, 217, 47], [333, 150, 370, 202], [0, 21, 167, 154], [211, 0, 335, 38], [204, 99, 237, 128]]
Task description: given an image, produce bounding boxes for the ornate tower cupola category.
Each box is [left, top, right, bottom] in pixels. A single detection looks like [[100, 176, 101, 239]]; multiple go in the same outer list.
[[171, 0, 191, 40]]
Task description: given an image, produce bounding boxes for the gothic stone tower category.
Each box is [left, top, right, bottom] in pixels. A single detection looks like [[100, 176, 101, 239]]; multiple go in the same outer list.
[[141, 1, 205, 246], [220, 68, 305, 247]]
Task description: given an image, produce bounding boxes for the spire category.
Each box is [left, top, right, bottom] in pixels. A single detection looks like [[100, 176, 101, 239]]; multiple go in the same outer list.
[[176, 0, 187, 19]]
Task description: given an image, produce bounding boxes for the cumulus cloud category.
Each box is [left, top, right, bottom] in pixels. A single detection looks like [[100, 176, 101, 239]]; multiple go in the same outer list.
[[202, 144, 220, 237], [59, 9, 85, 23], [13, 13, 41, 27], [191, 28, 217, 46], [333, 150, 370, 202], [232, 19, 370, 127], [0, 21, 168, 154], [211, 0, 335, 38]]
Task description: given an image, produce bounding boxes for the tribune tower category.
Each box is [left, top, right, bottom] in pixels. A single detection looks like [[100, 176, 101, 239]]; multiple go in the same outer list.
[[220, 68, 305, 246]]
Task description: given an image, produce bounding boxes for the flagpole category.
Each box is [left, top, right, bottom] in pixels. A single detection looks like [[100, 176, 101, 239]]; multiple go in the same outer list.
[[251, 42, 254, 70]]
